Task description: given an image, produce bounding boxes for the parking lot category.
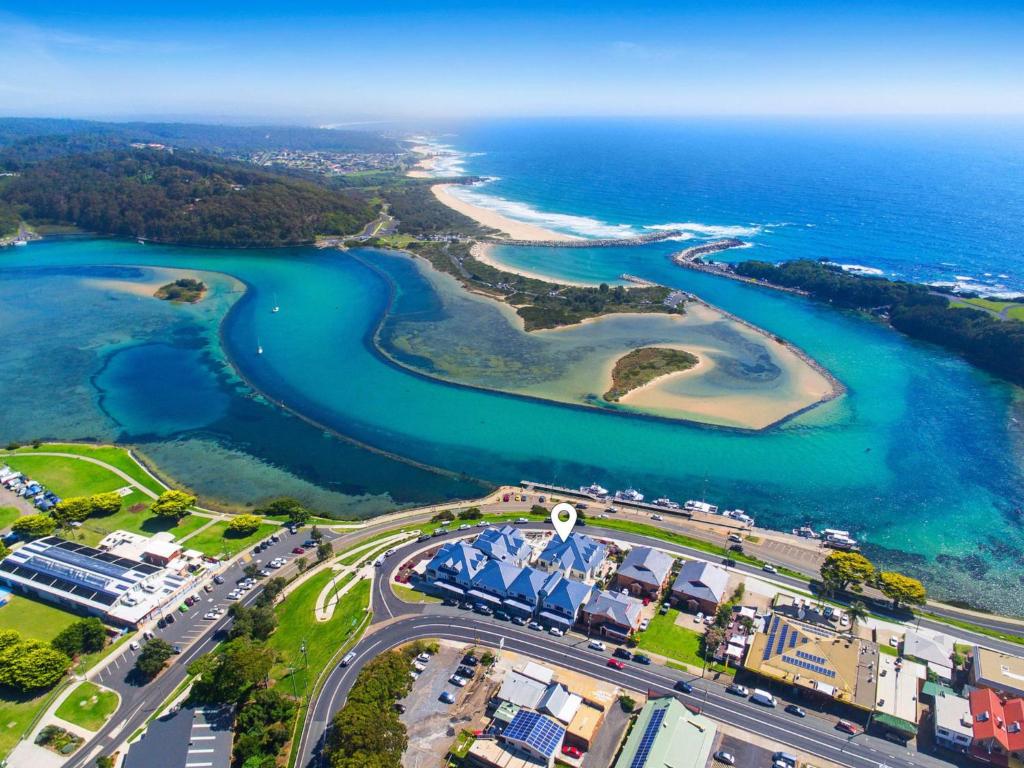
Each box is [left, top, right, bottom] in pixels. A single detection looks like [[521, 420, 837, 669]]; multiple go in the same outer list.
[[715, 733, 776, 767]]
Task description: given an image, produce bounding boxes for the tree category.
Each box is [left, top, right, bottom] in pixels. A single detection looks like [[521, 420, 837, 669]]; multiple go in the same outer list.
[[457, 507, 482, 520], [256, 498, 309, 526], [12, 514, 56, 539], [819, 551, 875, 594], [51, 618, 107, 657], [255, 577, 287, 608], [0, 541, 10, 561], [244, 563, 262, 580], [310, 526, 324, 542], [228, 604, 277, 642], [878, 572, 927, 608], [846, 600, 869, 630], [0, 640, 71, 691], [316, 541, 333, 562], [89, 492, 123, 516], [190, 638, 275, 704], [151, 490, 196, 519], [134, 638, 173, 680], [429, 510, 454, 524], [296, 556, 308, 573], [51, 496, 95, 525], [227, 515, 262, 536], [0, 629, 21, 653]]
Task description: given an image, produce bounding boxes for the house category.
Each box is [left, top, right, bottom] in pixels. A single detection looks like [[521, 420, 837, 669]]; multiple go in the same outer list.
[[902, 630, 954, 682], [537, 574, 592, 629], [611, 697, 717, 768], [498, 671, 548, 710], [613, 546, 674, 599], [969, 688, 1024, 765], [671, 560, 729, 615], [580, 589, 643, 639], [468, 559, 523, 606], [499, 709, 566, 766], [538, 684, 582, 725], [505, 567, 558, 616], [536, 533, 606, 581], [933, 691, 973, 752], [424, 540, 488, 593], [971, 647, 1024, 699], [474, 525, 532, 566]]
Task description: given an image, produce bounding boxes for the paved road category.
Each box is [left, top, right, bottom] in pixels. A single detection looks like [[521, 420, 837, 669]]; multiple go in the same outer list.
[[67, 526, 344, 768], [297, 523, 982, 768]]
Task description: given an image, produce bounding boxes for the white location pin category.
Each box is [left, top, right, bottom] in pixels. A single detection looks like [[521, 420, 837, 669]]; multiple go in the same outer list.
[[550, 503, 577, 542]]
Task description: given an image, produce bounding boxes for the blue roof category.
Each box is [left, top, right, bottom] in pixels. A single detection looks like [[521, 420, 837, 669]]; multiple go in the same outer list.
[[508, 566, 550, 603], [540, 575, 592, 617], [471, 559, 522, 596], [538, 533, 606, 574], [474, 525, 531, 565], [425, 541, 488, 586], [502, 709, 565, 758]]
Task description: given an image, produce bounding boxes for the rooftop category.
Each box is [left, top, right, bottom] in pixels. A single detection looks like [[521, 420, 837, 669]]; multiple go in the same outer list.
[[970, 687, 1024, 753], [974, 646, 1024, 699], [502, 709, 566, 760], [583, 589, 642, 629], [875, 653, 926, 725], [612, 697, 717, 768], [537, 533, 606, 576], [618, 546, 674, 588], [934, 691, 973, 739], [671, 560, 729, 605], [475, 524, 532, 565]]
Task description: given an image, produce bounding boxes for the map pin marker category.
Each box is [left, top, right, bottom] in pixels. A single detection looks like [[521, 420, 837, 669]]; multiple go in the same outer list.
[[550, 502, 577, 542]]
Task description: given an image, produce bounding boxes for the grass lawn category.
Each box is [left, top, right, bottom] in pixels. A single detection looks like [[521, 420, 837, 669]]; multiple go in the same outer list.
[[0, 594, 80, 642], [635, 608, 734, 676], [6, 443, 165, 496], [392, 584, 442, 604], [268, 575, 370, 697], [182, 521, 279, 559], [0, 688, 51, 759], [74, 508, 209, 548], [3, 453, 133, 498], [54, 682, 119, 732], [0, 508, 20, 531], [951, 297, 1024, 321]]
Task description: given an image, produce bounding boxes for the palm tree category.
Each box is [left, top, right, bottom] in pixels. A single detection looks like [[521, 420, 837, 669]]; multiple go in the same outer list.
[[847, 600, 869, 632]]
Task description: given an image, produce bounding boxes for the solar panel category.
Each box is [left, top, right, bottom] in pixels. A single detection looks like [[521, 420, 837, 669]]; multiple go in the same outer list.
[[775, 624, 789, 655], [763, 616, 781, 660], [503, 711, 564, 758], [789, 631, 799, 649], [629, 706, 667, 768], [796, 650, 828, 665], [781, 655, 836, 678]]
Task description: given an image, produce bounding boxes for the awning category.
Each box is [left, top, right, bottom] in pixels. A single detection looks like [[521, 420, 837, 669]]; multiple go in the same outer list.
[[538, 611, 572, 626], [433, 581, 465, 595], [467, 589, 503, 605], [503, 599, 535, 614], [873, 712, 918, 736]]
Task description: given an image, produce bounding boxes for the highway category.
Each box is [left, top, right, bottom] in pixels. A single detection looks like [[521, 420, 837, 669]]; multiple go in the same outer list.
[[296, 523, 978, 768]]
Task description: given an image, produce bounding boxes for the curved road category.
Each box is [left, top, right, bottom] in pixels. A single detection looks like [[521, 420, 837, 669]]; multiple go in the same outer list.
[[297, 522, 978, 768]]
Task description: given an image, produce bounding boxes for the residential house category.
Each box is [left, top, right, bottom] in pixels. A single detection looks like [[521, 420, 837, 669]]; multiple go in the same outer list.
[[671, 560, 729, 615], [474, 525, 532, 566], [933, 691, 973, 752], [580, 589, 643, 639], [537, 574, 593, 629], [613, 546, 674, 599], [536, 533, 606, 581], [902, 630, 954, 682], [468, 558, 523, 607], [424, 540, 488, 594], [969, 688, 1024, 766]]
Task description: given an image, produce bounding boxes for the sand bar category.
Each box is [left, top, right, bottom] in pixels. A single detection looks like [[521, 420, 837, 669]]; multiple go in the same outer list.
[[432, 183, 580, 243]]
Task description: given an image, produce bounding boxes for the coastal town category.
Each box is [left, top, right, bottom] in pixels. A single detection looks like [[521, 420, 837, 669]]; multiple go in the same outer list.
[[0, 444, 1021, 768]]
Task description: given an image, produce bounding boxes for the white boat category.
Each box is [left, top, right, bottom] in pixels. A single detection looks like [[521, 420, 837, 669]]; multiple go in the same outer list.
[[613, 488, 644, 502], [13, 240, 27, 247], [272, 293, 280, 313], [579, 483, 609, 497], [653, 497, 680, 509], [683, 500, 719, 515], [725, 509, 754, 525], [257, 337, 264, 355], [792, 525, 820, 539]]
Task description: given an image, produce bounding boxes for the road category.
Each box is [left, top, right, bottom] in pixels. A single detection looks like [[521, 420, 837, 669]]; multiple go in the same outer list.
[[67, 526, 344, 768], [297, 523, 981, 768]]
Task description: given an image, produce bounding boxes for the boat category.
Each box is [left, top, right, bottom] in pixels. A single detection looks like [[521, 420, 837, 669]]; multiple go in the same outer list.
[[613, 488, 644, 503], [653, 497, 680, 509], [272, 293, 280, 313], [683, 500, 719, 515], [822, 528, 859, 550], [725, 509, 754, 525], [13, 240, 27, 247], [579, 483, 609, 497], [792, 525, 820, 539], [257, 337, 263, 355], [137, 238, 145, 245]]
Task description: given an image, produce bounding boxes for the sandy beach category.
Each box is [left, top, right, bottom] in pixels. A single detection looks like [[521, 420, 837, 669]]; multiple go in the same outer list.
[[469, 243, 600, 288], [432, 183, 580, 242]]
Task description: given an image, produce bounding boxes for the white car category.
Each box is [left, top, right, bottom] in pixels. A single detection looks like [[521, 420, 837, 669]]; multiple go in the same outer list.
[[651, 514, 664, 521], [413, 661, 427, 672], [416, 652, 431, 664], [204, 611, 218, 620], [639, 618, 650, 631], [762, 563, 778, 574], [449, 675, 468, 687], [549, 627, 564, 637], [129, 641, 140, 651], [588, 640, 606, 651], [226, 591, 241, 600]]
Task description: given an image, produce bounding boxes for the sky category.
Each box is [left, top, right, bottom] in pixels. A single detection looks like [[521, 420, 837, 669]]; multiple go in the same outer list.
[[1, 0, 1022, 121]]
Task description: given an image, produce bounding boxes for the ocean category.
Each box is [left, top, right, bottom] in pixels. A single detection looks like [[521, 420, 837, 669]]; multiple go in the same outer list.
[[1, 118, 1023, 613]]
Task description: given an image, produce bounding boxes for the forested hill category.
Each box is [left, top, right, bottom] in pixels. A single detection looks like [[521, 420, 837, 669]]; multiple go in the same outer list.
[[734, 259, 1024, 387], [1, 150, 377, 247]]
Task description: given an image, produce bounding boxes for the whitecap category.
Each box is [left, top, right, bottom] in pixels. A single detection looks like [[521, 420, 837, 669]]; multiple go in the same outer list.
[[832, 263, 885, 276], [646, 222, 763, 238]]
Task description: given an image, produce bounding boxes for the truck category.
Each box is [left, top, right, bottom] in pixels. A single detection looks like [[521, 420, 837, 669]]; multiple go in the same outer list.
[[751, 689, 777, 707]]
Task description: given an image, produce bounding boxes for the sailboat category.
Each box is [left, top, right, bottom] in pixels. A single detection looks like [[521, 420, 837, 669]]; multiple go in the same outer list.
[[257, 337, 264, 355], [271, 293, 280, 313]]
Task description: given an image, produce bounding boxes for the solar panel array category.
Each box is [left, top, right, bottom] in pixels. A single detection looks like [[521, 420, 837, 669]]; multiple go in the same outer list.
[[503, 710, 564, 758], [763, 616, 781, 660], [0, 558, 118, 605], [629, 706, 667, 768], [782, 655, 836, 678], [796, 650, 827, 665]]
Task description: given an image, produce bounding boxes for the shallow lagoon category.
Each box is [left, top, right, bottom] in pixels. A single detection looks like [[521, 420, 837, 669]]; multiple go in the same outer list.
[[1, 239, 1022, 613]]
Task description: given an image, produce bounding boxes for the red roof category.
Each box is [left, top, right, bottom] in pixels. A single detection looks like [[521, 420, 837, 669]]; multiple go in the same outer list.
[[970, 688, 1024, 753]]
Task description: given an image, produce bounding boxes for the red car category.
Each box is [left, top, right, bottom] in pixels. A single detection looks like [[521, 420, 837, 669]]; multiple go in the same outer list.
[[561, 745, 583, 759], [836, 719, 860, 735], [607, 658, 625, 670], [292, 546, 305, 554]]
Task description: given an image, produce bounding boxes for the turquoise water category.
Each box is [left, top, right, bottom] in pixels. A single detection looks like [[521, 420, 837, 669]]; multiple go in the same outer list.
[[1, 237, 1021, 613]]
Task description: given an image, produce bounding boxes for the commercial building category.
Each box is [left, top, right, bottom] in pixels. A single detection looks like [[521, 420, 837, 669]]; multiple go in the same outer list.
[[873, 653, 926, 740], [0, 535, 190, 627], [902, 630, 954, 682], [671, 561, 729, 615], [536, 533, 606, 581], [499, 709, 566, 766], [971, 647, 1024, 699], [611, 697, 717, 768], [475, 525, 533, 567], [580, 589, 643, 639], [613, 546, 675, 599], [743, 612, 879, 711]]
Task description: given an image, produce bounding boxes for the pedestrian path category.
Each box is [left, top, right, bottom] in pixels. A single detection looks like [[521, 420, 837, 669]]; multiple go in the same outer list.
[[314, 532, 415, 622]]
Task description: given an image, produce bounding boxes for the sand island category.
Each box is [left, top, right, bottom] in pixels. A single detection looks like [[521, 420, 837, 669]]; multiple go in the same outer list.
[[155, 277, 207, 303], [603, 347, 700, 401]]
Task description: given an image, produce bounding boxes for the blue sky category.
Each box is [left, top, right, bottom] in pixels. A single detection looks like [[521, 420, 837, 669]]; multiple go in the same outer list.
[[1, 1, 1022, 120]]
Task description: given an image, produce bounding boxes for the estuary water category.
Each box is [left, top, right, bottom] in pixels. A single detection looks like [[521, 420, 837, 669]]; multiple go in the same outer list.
[[0, 233, 1022, 613]]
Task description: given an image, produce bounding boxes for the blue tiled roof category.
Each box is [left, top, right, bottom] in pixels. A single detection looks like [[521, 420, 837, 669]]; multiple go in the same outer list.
[[538, 533, 606, 574], [540, 575, 592, 617], [425, 541, 487, 587], [471, 558, 523, 597], [474, 525, 531, 565], [509, 566, 550, 603]]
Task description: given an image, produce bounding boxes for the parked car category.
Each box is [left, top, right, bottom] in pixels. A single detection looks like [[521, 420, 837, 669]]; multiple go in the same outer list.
[[562, 745, 583, 759], [511, 616, 527, 626], [129, 641, 140, 651], [292, 546, 305, 555], [493, 610, 510, 621], [528, 621, 543, 631], [633, 654, 652, 665], [613, 647, 632, 660], [674, 680, 694, 694], [449, 675, 468, 687], [772, 752, 797, 768], [462, 654, 479, 666], [651, 514, 663, 521], [836, 719, 860, 735], [659, 603, 670, 615], [607, 658, 625, 670], [728, 533, 742, 543], [549, 627, 564, 637], [439, 691, 455, 704], [457, 665, 476, 678], [588, 640, 606, 651], [412, 661, 427, 672], [785, 704, 806, 718], [714, 751, 735, 766], [726, 684, 749, 696], [472, 604, 493, 616], [213, 574, 225, 584], [722, 558, 737, 568], [638, 618, 650, 631], [751, 689, 777, 707], [416, 652, 431, 663]]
